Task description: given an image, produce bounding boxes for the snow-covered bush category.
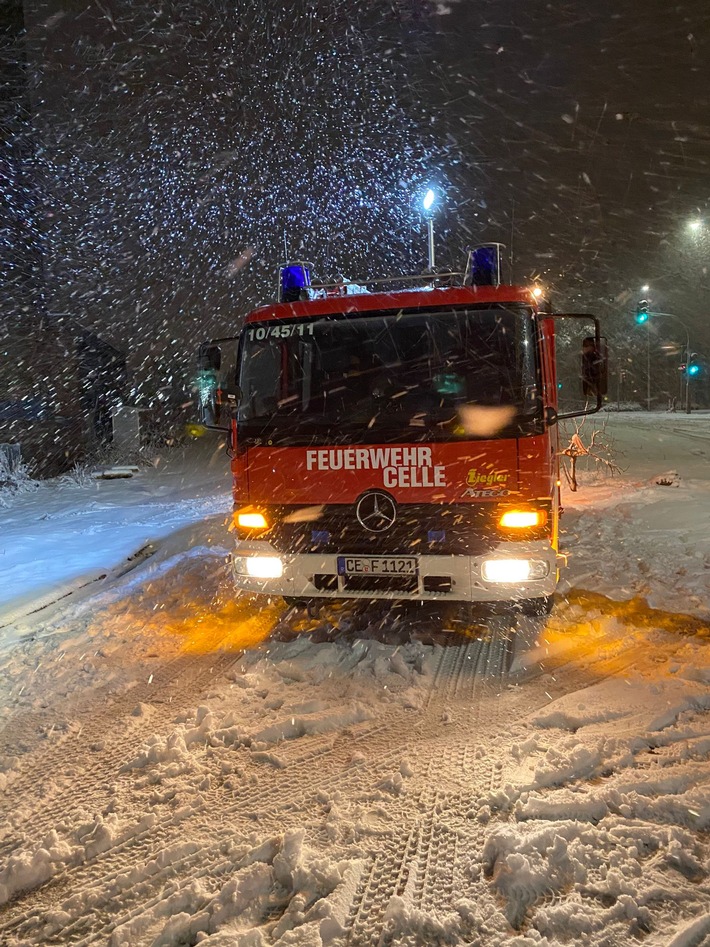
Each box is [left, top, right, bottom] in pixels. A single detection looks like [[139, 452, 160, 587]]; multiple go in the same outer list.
[[57, 462, 95, 488], [0, 448, 39, 506]]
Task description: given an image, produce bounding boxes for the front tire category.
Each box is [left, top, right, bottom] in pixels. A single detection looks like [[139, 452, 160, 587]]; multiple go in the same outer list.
[[520, 595, 554, 616], [282, 596, 309, 608], [282, 596, 324, 618]]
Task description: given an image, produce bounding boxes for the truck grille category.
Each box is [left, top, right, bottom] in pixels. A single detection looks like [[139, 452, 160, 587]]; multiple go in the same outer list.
[[267, 503, 501, 556]]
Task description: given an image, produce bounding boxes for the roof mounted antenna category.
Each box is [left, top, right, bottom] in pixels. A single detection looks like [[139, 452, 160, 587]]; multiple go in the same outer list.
[[463, 243, 506, 287]]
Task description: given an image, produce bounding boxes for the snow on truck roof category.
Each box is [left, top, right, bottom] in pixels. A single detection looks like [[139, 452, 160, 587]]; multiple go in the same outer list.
[[244, 284, 540, 324]]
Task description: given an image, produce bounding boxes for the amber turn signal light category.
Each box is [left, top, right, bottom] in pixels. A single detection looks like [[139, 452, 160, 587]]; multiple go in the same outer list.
[[235, 510, 269, 530], [499, 510, 546, 529]]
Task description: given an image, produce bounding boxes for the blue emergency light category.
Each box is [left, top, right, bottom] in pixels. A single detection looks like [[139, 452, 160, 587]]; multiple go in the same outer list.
[[279, 262, 312, 303], [465, 244, 503, 287]]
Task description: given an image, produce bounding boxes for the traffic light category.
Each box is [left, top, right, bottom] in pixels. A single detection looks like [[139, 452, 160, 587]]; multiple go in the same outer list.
[[686, 352, 701, 376], [635, 299, 649, 324]]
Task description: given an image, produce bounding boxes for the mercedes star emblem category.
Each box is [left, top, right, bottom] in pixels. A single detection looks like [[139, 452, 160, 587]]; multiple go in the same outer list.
[[356, 491, 397, 532]]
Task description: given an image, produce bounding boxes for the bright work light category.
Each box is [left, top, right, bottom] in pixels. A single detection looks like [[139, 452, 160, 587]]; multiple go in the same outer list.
[[245, 557, 282, 578], [234, 556, 283, 578], [481, 559, 550, 583]]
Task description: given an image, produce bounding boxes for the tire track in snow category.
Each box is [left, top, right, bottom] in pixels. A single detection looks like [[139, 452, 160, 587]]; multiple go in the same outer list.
[[0, 616, 644, 945], [345, 826, 419, 947], [343, 625, 514, 947], [0, 630, 449, 938], [0, 631, 509, 943], [0, 647, 245, 861]]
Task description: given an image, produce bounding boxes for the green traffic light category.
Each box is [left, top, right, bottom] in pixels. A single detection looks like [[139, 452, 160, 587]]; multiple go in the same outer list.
[[688, 364, 700, 376], [636, 312, 649, 324]]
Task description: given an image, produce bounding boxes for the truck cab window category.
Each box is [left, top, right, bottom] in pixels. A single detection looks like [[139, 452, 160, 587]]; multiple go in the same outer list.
[[238, 305, 540, 442]]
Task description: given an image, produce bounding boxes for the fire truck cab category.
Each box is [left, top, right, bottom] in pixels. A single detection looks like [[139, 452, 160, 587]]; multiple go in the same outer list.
[[198, 249, 606, 611]]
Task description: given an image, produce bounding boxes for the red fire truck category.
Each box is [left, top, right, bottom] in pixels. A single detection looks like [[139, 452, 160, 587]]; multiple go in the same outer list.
[[198, 247, 606, 613]]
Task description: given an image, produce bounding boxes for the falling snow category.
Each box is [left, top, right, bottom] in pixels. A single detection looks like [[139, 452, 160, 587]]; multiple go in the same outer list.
[[2, 2, 710, 944]]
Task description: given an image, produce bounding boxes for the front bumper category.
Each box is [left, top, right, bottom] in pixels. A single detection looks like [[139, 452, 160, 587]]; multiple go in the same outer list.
[[231, 538, 559, 602]]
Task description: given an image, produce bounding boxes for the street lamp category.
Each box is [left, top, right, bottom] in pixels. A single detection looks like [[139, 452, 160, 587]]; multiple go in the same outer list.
[[688, 219, 702, 233], [422, 188, 436, 271]]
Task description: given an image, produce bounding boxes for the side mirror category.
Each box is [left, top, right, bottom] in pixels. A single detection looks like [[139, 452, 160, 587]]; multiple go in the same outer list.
[[198, 344, 222, 372], [546, 314, 607, 420], [582, 336, 608, 398]]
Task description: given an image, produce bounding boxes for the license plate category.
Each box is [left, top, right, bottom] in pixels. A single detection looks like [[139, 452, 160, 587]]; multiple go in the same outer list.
[[337, 556, 418, 576]]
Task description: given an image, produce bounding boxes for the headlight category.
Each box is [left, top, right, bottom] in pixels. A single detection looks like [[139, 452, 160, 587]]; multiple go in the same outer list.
[[235, 509, 269, 530], [234, 556, 283, 578], [481, 559, 549, 583], [499, 509, 547, 529]]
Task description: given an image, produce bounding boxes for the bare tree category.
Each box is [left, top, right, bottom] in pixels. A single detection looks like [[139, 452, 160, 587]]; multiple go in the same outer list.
[[560, 417, 625, 492]]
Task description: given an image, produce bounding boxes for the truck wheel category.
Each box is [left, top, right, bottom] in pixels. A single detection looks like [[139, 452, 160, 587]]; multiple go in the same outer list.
[[520, 595, 554, 616], [282, 596, 309, 608], [282, 597, 324, 618]]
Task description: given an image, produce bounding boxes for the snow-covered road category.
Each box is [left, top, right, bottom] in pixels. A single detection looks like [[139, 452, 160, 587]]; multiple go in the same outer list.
[[1, 414, 709, 947]]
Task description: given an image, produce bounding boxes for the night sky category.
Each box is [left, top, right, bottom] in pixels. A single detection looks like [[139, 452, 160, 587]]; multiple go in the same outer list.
[[424, 1, 710, 301], [10, 0, 710, 396]]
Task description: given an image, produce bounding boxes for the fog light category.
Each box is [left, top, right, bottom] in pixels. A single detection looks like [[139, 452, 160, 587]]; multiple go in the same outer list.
[[499, 510, 546, 529], [234, 556, 283, 578], [235, 509, 269, 530], [481, 559, 549, 583]]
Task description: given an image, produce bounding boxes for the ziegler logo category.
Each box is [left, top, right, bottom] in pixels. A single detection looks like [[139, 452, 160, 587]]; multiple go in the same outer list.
[[463, 467, 511, 498], [466, 468, 509, 487]]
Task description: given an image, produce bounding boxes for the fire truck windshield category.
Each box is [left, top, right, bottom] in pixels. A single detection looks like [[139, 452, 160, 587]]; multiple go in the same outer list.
[[238, 305, 539, 443]]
